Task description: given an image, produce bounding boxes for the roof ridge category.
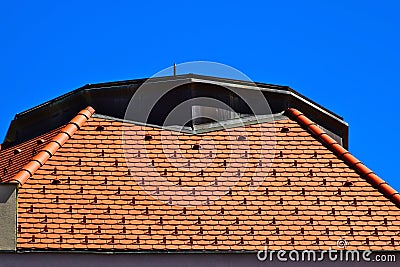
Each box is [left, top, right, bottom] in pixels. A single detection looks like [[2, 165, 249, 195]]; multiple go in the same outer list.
[[13, 106, 95, 186], [287, 108, 400, 207]]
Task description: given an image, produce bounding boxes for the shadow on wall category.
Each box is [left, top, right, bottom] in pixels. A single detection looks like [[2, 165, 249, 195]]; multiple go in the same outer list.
[[0, 185, 15, 203]]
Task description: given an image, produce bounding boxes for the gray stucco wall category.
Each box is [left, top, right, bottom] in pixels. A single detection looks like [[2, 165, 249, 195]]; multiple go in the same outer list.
[[0, 183, 17, 251]]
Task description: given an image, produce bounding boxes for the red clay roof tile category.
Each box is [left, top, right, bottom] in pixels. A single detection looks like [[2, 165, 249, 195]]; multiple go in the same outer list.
[[12, 107, 95, 186], [8, 108, 400, 251], [287, 108, 400, 207]]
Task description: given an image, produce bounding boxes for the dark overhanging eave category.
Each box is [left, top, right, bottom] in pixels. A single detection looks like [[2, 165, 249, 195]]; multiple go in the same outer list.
[[3, 73, 349, 149], [15, 80, 142, 119], [187, 75, 343, 121], [14, 74, 292, 119]]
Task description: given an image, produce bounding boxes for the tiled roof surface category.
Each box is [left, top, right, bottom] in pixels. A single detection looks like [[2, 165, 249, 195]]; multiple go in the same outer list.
[[10, 109, 400, 251], [0, 128, 60, 183], [12, 107, 95, 186], [287, 108, 400, 205]]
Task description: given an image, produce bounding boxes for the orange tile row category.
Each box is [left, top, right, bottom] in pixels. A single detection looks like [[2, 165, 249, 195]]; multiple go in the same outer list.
[[11, 114, 400, 251]]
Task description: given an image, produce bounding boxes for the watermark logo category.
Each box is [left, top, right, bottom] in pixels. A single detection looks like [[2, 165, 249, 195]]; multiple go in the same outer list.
[[122, 61, 276, 207], [257, 239, 396, 262], [336, 237, 348, 249]]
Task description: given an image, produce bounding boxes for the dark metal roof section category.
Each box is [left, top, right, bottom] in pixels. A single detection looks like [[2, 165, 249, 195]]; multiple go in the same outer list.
[[2, 74, 349, 149]]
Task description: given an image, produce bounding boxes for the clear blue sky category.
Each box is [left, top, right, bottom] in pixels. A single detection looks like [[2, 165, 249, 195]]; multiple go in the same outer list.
[[1, 1, 399, 191]]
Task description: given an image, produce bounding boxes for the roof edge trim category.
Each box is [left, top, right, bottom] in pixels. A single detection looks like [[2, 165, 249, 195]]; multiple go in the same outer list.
[[286, 108, 400, 207], [10, 249, 400, 254], [12, 106, 95, 186]]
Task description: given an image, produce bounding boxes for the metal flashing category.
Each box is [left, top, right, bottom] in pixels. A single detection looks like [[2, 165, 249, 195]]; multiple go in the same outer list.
[[93, 112, 286, 135]]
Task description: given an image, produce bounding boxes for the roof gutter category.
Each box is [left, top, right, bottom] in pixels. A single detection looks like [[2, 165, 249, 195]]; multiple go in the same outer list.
[[6, 249, 400, 254]]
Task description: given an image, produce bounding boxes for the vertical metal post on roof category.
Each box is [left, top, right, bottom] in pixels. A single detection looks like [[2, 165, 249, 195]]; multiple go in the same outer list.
[[173, 63, 177, 76]]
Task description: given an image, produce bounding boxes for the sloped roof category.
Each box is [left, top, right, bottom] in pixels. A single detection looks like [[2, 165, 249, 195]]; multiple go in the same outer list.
[[4, 107, 399, 252], [0, 128, 60, 183]]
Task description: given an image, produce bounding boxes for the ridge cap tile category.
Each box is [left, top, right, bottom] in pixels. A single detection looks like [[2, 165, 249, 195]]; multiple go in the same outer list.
[[12, 106, 95, 186], [287, 108, 400, 208]]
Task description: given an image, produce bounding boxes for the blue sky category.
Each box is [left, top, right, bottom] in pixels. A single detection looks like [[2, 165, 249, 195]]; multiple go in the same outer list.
[[0, 1, 399, 191]]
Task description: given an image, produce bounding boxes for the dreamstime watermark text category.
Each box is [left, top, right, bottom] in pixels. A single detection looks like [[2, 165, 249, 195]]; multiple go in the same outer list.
[[257, 246, 396, 262]]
